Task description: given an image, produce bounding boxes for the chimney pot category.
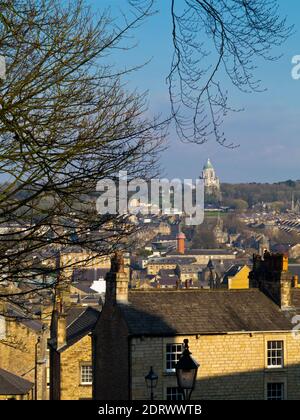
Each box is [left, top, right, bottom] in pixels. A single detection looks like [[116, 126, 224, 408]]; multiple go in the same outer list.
[[105, 252, 129, 304], [176, 232, 186, 254]]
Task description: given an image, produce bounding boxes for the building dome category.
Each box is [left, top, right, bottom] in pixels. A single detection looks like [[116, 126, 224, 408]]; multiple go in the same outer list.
[[203, 158, 213, 170]]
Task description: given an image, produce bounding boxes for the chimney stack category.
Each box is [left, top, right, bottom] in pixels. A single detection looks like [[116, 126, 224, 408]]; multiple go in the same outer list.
[[50, 265, 70, 350], [105, 251, 129, 304], [293, 275, 299, 288], [57, 311, 67, 349], [176, 232, 186, 254], [249, 252, 293, 309]]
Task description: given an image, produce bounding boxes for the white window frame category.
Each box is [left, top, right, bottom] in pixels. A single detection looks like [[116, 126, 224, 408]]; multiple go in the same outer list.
[[166, 387, 184, 401], [266, 382, 284, 400], [165, 343, 183, 372], [267, 340, 284, 369], [80, 364, 93, 385]]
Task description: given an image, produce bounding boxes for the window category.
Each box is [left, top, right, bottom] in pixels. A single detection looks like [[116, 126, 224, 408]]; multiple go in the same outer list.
[[80, 364, 93, 385], [267, 383, 284, 400], [166, 387, 184, 401], [166, 343, 183, 372], [267, 341, 284, 368]]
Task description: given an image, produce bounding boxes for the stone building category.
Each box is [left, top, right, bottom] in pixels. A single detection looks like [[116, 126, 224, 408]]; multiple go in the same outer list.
[[213, 215, 228, 245], [167, 249, 236, 265], [146, 257, 197, 275], [48, 279, 100, 400], [221, 264, 251, 289], [201, 158, 221, 199], [0, 368, 34, 400], [0, 303, 48, 400], [93, 253, 300, 400]]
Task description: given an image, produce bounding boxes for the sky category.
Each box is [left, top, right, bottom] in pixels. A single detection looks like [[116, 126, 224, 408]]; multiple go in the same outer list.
[[88, 0, 300, 184]]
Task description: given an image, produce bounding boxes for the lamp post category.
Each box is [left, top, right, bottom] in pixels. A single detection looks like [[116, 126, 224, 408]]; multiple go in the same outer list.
[[145, 366, 158, 401], [175, 339, 199, 401]]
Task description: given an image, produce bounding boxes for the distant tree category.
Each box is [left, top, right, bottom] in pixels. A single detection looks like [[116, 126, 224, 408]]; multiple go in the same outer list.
[[221, 182, 300, 208], [273, 230, 299, 245], [223, 213, 246, 234], [191, 224, 218, 249], [223, 198, 248, 212], [267, 201, 286, 212]]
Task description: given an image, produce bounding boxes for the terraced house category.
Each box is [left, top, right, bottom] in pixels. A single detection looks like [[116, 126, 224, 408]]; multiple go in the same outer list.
[[93, 253, 300, 400], [48, 280, 100, 400]]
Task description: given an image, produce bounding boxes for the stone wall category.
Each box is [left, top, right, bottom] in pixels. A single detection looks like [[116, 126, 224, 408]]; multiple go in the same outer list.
[[130, 332, 300, 400], [0, 319, 47, 400], [93, 304, 129, 400], [60, 335, 93, 400]]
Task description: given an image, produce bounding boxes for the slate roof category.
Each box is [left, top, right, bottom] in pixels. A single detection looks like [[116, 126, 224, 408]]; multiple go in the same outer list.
[[66, 307, 86, 325], [0, 368, 33, 396], [72, 268, 109, 283], [152, 234, 177, 242], [157, 275, 179, 287], [149, 257, 197, 265], [66, 307, 100, 348], [292, 289, 300, 309], [169, 249, 236, 256], [6, 307, 43, 332], [158, 269, 177, 277], [119, 289, 294, 336], [72, 282, 97, 295], [288, 264, 300, 279]]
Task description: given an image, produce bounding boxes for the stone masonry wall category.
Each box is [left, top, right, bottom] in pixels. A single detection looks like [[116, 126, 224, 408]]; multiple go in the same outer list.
[[60, 335, 92, 400], [130, 332, 300, 400]]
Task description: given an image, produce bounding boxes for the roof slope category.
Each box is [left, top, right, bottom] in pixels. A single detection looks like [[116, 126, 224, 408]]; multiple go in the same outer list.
[[169, 249, 235, 256], [66, 306, 100, 347], [119, 289, 293, 336], [0, 368, 33, 396], [49, 306, 100, 351], [292, 289, 300, 309]]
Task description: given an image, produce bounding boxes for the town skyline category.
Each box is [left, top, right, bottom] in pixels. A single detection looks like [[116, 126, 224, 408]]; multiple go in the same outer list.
[[2, 0, 300, 405]]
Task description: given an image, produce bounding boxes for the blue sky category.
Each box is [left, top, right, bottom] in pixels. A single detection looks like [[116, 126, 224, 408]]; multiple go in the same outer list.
[[88, 0, 300, 183]]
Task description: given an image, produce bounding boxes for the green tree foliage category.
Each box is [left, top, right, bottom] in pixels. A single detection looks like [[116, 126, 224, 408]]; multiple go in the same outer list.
[[222, 181, 300, 208]]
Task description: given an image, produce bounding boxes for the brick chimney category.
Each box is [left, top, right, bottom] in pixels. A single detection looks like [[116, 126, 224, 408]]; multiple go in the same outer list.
[[50, 293, 67, 350], [50, 261, 70, 349], [176, 232, 186, 254], [293, 275, 299, 288], [105, 251, 129, 304], [249, 252, 293, 309]]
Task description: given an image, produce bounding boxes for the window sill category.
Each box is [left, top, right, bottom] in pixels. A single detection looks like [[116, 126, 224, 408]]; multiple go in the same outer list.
[[163, 371, 176, 377], [264, 367, 287, 373]]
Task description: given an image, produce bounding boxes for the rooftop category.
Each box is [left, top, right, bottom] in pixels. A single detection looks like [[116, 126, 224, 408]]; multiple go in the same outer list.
[[203, 158, 214, 170], [148, 257, 197, 265], [169, 249, 236, 256], [49, 306, 100, 351], [0, 368, 33, 396], [119, 289, 296, 336]]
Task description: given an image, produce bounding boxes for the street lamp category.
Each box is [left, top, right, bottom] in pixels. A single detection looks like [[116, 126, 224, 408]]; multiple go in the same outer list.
[[175, 339, 199, 400], [145, 366, 158, 400]]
